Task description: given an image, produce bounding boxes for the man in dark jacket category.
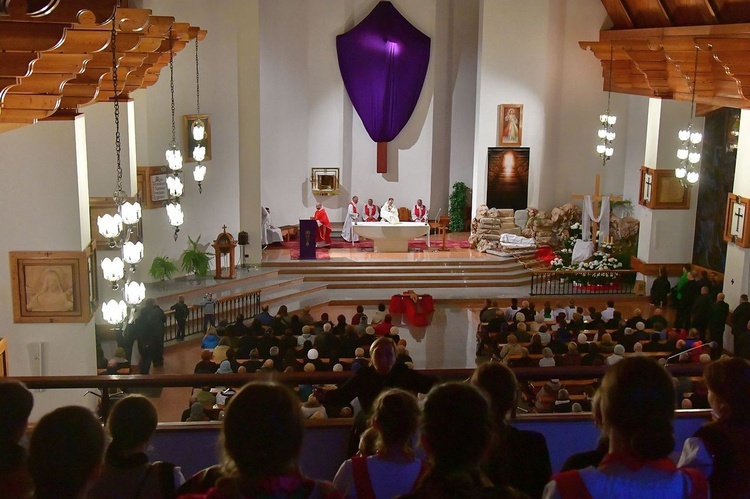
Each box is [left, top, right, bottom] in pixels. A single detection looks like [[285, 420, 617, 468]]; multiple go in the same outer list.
[[170, 295, 189, 342], [691, 286, 713, 341], [708, 293, 730, 356], [732, 294, 750, 354]]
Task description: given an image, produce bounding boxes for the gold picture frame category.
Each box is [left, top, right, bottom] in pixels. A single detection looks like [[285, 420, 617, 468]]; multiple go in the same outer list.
[[498, 104, 523, 147], [183, 114, 211, 163], [9, 251, 92, 323]]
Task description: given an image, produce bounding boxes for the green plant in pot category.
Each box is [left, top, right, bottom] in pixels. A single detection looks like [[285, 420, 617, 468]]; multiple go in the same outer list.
[[181, 235, 214, 280], [149, 256, 178, 283], [449, 181, 470, 232]]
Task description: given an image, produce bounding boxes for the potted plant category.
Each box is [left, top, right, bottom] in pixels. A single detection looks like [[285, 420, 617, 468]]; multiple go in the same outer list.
[[149, 256, 178, 283], [180, 235, 214, 280], [449, 181, 470, 232]]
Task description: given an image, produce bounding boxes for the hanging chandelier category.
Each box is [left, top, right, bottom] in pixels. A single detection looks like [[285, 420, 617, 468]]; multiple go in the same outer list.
[[98, 6, 145, 326], [596, 44, 616, 164], [165, 26, 184, 239], [192, 36, 207, 193], [675, 45, 702, 187]]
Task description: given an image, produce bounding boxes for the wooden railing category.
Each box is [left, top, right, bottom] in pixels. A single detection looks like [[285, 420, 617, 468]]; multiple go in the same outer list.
[[161, 289, 261, 341], [16, 364, 704, 420], [530, 269, 638, 296]]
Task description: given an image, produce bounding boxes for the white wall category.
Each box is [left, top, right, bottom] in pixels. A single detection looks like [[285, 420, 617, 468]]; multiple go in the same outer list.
[[472, 0, 627, 213], [0, 119, 97, 419]]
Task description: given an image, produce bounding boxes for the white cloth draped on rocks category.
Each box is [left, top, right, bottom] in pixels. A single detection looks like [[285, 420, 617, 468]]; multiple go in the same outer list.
[[262, 206, 283, 246], [582, 194, 610, 246], [342, 201, 359, 242], [499, 233, 536, 249]]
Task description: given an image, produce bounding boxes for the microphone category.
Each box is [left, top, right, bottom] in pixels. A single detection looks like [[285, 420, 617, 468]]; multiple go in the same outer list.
[[665, 341, 716, 364]]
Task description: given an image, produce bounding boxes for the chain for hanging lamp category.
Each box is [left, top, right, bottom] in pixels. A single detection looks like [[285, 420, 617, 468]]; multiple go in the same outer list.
[[99, 4, 145, 326], [165, 26, 184, 240], [596, 44, 616, 165], [192, 36, 207, 194], [675, 44, 702, 187]]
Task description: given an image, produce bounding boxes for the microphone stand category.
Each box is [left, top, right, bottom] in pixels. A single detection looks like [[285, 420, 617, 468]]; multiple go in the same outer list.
[[665, 341, 716, 364]]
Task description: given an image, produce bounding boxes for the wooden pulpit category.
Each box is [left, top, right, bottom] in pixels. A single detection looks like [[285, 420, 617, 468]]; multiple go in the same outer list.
[[212, 226, 237, 279]]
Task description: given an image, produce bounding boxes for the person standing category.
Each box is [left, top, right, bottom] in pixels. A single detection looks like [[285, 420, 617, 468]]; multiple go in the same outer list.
[[412, 199, 428, 222], [363, 198, 379, 221], [732, 294, 750, 354], [171, 295, 189, 342], [197, 293, 215, 332], [314, 202, 332, 246], [342, 196, 360, 243], [650, 265, 671, 308], [708, 293, 729, 356]]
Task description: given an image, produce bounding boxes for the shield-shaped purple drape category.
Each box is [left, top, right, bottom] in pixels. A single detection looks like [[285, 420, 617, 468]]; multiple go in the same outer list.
[[336, 1, 430, 172]]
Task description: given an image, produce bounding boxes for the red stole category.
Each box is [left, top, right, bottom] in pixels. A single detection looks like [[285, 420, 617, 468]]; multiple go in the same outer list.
[[364, 204, 377, 221], [414, 204, 426, 219], [350, 202, 358, 214]]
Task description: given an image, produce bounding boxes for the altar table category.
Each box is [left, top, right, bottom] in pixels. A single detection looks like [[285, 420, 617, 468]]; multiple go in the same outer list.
[[353, 221, 429, 252]]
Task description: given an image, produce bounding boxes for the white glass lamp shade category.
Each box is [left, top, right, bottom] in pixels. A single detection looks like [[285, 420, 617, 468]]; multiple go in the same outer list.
[[606, 131, 616, 142], [675, 166, 687, 179], [192, 145, 206, 162], [598, 128, 607, 139], [596, 144, 606, 154], [166, 175, 184, 198], [124, 281, 146, 305], [690, 132, 703, 145], [119, 201, 141, 225], [605, 147, 614, 157], [678, 129, 691, 141], [688, 152, 701, 164], [97, 213, 123, 240], [166, 142, 183, 171], [686, 170, 700, 184], [166, 202, 184, 227], [101, 257, 125, 283], [677, 148, 689, 160], [607, 115, 617, 125], [193, 164, 206, 182], [192, 121, 206, 141], [599, 114, 609, 124], [123, 241, 144, 265], [102, 299, 128, 325]]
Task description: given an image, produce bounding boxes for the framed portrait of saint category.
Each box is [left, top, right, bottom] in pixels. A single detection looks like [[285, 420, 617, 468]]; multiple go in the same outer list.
[[498, 104, 523, 147]]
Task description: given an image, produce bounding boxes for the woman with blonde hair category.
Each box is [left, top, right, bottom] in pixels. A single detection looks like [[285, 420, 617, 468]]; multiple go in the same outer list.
[[200, 325, 220, 350], [333, 389, 426, 498]]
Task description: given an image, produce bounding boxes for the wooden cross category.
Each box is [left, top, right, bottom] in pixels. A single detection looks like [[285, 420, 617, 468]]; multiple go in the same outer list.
[[734, 202, 745, 237], [571, 174, 622, 248]]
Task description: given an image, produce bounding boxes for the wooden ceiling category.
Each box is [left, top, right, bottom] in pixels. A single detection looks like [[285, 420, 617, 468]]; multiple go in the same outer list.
[[0, 0, 205, 132], [581, 0, 750, 110]]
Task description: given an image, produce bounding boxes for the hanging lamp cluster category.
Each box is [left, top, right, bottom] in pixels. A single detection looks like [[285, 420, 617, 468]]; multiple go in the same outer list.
[[596, 44, 616, 164], [675, 45, 702, 187], [191, 37, 207, 193], [98, 9, 145, 326], [165, 27, 185, 240]]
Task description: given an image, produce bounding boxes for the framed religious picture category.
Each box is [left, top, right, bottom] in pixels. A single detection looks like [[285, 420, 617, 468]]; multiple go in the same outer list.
[[498, 104, 523, 147], [183, 114, 211, 162], [638, 167, 690, 209], [723, 193, 750, 248], [487, 147, 529, 211], [9, 251, 92, 323]]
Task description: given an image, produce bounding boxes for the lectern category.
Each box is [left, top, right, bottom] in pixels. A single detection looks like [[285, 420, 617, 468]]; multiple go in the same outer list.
[[299, 219, 317, 260]]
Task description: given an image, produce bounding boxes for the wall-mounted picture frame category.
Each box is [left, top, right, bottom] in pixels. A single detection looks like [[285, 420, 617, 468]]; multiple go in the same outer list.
[[724, 193, 750, 248], [487, 147, 529, 211], [184, 114, 211, 163], [9, 251, 92, 323], [85, 240, 99, 312], [498, 104, 523, 147]]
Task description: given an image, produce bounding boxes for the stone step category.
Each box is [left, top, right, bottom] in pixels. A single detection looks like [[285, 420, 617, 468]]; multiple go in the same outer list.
[[303, 271, 530, 282], [265, 259, 514, 269], [326, 278, 530, 289], [277, 263, 524, 275]]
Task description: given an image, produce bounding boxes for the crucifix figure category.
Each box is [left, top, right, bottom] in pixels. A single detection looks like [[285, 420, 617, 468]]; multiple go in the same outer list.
[[732, 201, 745, 238], [572, 174, 622, 249]]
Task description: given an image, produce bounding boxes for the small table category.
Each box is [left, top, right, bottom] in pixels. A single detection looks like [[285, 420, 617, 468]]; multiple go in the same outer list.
[[354, 221, 430, 252]]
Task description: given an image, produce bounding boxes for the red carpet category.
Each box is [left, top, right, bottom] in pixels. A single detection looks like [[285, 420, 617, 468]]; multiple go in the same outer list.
[[281, 238, 470, 251]]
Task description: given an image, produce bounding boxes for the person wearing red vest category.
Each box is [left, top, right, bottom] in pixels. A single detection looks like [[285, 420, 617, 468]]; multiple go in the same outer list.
[[363, 198, 379, 222], [544, 357, 708, 499], [412, 199, 428, 222], [342, 196, 360, 243]]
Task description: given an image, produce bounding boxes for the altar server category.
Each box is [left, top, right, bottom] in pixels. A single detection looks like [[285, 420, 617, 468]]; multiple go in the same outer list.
[[381, 198, 399, 224], [261, 206, 283, 246], [413, 199, 428, 222], [313, 203, 332, 246], [363, 198, 379, 222], [342, 196, 360, 243]]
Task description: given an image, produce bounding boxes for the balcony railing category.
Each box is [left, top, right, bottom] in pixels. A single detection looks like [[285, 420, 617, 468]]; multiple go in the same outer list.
[[530, 269, 638, 296]]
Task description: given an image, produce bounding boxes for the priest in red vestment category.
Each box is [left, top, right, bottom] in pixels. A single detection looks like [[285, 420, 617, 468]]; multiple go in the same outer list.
[[412, 199, 428, 222], [313, 203, 332, 247], [363, 198, 379, 222]]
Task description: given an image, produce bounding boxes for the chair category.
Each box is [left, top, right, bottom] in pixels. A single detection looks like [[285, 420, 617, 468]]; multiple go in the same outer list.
[[398, 207, 411, 221]]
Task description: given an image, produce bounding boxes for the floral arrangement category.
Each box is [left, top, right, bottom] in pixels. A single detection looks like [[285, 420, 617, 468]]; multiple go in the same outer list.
[[548, 222, 628, 286]]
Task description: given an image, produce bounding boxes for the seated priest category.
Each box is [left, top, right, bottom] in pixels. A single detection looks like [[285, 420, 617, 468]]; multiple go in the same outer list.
[[342, 195, 360, 243], [261, 206, 283, 246], [380, 198, 399, 224], [363, 198, 379, 222], [313, 203, 332, 247], [412, 198, 428, 223]]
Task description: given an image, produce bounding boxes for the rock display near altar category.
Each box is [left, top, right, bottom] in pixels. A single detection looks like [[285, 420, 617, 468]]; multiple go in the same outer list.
[[469, 205, 521, 252]]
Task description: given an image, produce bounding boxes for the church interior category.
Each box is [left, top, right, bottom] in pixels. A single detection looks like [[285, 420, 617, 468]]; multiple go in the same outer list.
[[2, 0, 750, 489]]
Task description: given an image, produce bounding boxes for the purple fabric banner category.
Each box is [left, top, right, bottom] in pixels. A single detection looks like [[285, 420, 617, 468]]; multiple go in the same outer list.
[[336, 1, 430, 143]]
